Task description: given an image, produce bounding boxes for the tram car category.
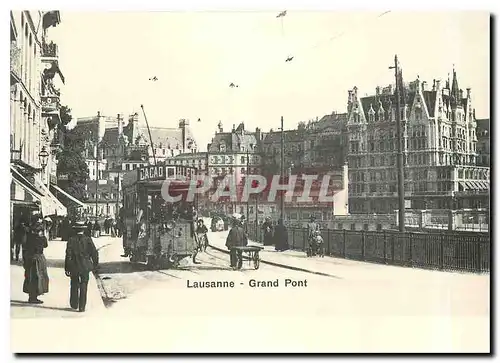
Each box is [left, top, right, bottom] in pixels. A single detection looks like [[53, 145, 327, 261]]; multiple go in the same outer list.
[[121, 164, 201, 269]]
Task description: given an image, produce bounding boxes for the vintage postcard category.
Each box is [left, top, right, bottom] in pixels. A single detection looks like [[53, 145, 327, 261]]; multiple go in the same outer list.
[[8, 8, 490, 353]]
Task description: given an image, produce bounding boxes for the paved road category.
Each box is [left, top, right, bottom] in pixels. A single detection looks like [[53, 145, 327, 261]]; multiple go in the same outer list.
[[12, 232, 489, 353]]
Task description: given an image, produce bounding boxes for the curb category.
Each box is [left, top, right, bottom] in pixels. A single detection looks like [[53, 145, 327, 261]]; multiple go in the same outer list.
[[208, 244, 339, 279]]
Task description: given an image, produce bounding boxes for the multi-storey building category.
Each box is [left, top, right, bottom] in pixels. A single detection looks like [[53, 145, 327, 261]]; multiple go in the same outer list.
[[164, 152, 208, 175], [260, 113, 347, 171], [346, 70, 489, 214], [476, 118, 490, 167], [10, 11, 68, 222], [74, 112, 198, 218], [207, 122, 263, 181]]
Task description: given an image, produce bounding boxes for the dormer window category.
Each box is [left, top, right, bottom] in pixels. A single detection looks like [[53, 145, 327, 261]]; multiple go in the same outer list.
[[219, 143, 226, 152]]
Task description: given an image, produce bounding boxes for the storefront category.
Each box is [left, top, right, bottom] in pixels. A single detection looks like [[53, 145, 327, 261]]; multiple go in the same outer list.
[[10, 164, 67, 220]]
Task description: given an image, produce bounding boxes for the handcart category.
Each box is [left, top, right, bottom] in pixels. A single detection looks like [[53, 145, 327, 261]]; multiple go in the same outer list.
[[231, 245, 264, 270]]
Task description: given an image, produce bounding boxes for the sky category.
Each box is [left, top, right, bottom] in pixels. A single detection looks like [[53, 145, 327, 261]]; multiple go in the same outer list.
[[50, 11, 490, 151]]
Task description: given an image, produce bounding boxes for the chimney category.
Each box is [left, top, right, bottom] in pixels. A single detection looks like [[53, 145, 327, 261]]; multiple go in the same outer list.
[[97, 111, 100, 117], [232, 124, 235, 132], [436, 80, 441, 90], [422, 81, 427, 92], [466, 88, 471, 98], [117, 113, 123, 135], [459, 89, 464, 99], [255, 127, 261, 141], [432, 79, 436, 91], [376, 86, 380, 95]]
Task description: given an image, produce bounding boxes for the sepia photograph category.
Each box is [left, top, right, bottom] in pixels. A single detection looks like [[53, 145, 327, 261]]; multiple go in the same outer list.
[[7, 4, 491, 354]]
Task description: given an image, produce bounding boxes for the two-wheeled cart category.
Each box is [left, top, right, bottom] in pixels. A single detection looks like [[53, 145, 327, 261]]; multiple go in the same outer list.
[[231, 245, 264, 270]]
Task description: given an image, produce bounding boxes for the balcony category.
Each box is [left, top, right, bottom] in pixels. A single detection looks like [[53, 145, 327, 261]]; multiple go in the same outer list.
[[10, 41, 21, 83], [42, 41, 59, 59]]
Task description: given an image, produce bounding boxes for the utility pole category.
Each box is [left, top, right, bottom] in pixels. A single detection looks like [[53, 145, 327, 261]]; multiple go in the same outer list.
[[390, 54, 406, 232], [246, 149, 250, 232], [95, 142, 99, 220], [140, 104, 157, 165], [280, 116, 285, 222]]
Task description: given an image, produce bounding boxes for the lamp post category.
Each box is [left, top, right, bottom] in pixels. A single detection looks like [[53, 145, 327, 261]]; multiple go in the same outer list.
[[38, 146, 49, 185]]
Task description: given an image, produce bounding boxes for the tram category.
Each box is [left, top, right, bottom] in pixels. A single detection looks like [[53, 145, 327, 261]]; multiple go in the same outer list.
[[121, 164, 201, 269]]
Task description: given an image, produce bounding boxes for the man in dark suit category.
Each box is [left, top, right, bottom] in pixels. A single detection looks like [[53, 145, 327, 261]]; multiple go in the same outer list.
[[65, 221, 99, 312], [225, 214, 248, 270]]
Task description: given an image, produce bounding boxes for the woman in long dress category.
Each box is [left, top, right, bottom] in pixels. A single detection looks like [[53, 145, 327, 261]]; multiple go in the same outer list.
[[23, 219, 49, 304]]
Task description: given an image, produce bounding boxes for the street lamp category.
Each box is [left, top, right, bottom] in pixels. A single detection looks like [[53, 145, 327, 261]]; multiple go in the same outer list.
[[38, 146, 49, 169]]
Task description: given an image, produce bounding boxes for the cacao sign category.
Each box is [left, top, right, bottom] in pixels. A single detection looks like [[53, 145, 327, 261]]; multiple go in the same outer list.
[[138, 165, 165, 181]]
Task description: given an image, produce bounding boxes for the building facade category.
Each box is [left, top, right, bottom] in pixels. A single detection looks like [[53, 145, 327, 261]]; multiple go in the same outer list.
[[73, 113, 199, 218], [346, 70, 489, 214], [10, 10, 68, 221], [476, 118, 490, 167]]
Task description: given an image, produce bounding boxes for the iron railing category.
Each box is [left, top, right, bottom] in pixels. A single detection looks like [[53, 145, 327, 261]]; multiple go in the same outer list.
[[247, 225, 490, 273]]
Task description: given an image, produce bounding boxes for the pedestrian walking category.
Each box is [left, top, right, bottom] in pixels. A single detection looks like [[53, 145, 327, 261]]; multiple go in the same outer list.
[[22, 217, 49, 304], [92, 220, 101, 238], [85, 220, 93, 238], [65, 221, 99, 312], [225, 213, 248, 270], [274, 219, 289, 252]]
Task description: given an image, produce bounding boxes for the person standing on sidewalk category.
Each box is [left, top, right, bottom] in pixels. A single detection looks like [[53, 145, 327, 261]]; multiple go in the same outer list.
[[225, 214, 248, 270], [22, 218, 50, 304], [274, 219, 289, 252], [65, 221, 99, 312], [12, 218, 28, 262], [261, 216, 274, 246]]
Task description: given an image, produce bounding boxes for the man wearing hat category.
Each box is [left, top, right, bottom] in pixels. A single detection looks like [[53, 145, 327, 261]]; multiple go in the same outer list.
[[225, 213, 248, 269], [65, 221, 99, 312]]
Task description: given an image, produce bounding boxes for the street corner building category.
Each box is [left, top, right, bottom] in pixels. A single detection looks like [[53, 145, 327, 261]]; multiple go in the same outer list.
[[345, 72, 490, 218], [10, 11, 87, 225]]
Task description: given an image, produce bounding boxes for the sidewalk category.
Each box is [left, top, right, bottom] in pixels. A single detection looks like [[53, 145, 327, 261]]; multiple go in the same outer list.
[[207, 229, 365, 278], [10, 238, 107, 319], [206, 229, 491, 282]]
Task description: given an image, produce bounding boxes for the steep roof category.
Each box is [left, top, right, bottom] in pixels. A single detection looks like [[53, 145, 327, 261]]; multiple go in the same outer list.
[[423, 90, 437, 117], [208, 122, 260, 152]]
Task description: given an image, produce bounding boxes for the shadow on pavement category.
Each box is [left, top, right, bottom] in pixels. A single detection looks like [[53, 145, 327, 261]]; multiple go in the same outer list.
[[97, 261, 151, 275], [10, 300, 76, 313]]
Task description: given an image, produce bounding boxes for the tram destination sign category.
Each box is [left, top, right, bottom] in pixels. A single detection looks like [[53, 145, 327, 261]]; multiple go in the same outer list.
[[138, 165, 165, 181]]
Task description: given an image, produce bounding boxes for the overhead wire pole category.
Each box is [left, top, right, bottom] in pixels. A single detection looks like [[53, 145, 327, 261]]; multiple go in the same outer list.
[[389, 55, 406, 232], [140, 104, 157, 165], [246, 149, 250, 232], [280, 116, 285, 222], [277, 11, 287, 223]]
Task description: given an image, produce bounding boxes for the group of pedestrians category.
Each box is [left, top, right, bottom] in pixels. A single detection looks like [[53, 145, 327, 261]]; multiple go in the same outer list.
[[11, 213, 100, 312], [260, 216, 290, 252]]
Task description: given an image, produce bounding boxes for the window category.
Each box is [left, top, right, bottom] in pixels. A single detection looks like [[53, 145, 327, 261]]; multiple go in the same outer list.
[[337, 223, 343, 230], [350, 224, 356, 230], [363, 223, 369, 230]]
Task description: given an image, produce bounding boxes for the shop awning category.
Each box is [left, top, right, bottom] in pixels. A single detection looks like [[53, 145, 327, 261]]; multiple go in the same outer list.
[[33, 178, 67, 217], [50, 184, 85, 207], [11, 165, 67, 217]]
